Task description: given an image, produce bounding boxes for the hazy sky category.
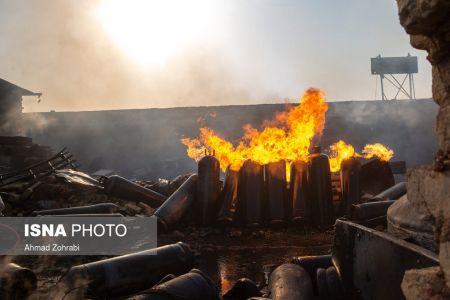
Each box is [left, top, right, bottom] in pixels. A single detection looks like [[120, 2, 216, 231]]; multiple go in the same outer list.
[[0, 0, 432, 112]]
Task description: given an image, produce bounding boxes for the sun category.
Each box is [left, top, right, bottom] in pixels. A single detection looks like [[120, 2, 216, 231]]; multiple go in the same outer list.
[[97, 0, 214, 67]]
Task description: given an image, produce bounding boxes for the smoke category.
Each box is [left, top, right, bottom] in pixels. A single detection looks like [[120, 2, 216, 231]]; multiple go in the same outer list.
[[0, 0, 277, 113], [322, 99, 439, 167], [24, 99, 438, 180], [22, 113, 57, 135], [0, 0, 433, 113]]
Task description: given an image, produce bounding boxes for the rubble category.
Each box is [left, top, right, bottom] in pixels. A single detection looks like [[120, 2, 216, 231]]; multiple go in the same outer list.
[[0, 170, 157, 217], [401, 267, 450, 300], [0, 136, 51, 171]]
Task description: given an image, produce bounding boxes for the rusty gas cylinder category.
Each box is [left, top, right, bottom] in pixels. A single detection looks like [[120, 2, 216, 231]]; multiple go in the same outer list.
[[290, 161, 311, 223], [102, 175, 166, 207], [31, 203, 119, 216], [237, 160, 265, 227], [268, 264, 314, 300], [340, 157, 361, 216], [58, 242, 194, 299], [197, 153, 221, 226], [154, 174, 198, 232], [265, 160, 289, 225], [216, 167, 239, 227], [308, 146, 334, 226]]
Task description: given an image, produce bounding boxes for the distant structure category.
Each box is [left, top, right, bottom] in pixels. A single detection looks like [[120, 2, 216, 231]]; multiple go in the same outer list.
[[371, 54, 418, 100], [0, 78, 41, 135]]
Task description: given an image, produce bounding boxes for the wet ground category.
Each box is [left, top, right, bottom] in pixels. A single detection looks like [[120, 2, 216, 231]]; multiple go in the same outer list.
[[159, 226, 334, 293], [13, 226, 334, 298]]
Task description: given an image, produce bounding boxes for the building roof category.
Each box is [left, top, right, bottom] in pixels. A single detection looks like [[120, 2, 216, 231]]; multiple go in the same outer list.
[[0, 78, 42, 96]]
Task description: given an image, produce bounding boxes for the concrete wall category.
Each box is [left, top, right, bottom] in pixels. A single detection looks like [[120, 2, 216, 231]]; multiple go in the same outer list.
[[24, 99, 438, 179]]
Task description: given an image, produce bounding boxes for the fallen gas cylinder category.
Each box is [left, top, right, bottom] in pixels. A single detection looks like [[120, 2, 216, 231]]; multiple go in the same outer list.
[[57, 242, 194, 299]]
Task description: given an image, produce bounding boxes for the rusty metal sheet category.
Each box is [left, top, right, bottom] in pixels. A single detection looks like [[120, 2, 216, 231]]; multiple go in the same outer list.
[[332, 219, 438, 300]]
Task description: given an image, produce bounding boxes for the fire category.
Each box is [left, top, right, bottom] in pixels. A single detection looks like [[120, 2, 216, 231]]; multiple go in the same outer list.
[[328, 140, 356, 173], [181, 88, 394, 174], [362, 143, 394, 161], [328, 141, 394, 173], [181, 88, 328, 172]]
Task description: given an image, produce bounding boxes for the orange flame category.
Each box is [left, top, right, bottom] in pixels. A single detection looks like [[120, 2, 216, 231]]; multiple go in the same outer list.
[[362, 143, 394, 161], [328, 140, 394, 173], [182, 88, 328, 172], [181, 88, 394, 174], [328, 140, 357, 173]]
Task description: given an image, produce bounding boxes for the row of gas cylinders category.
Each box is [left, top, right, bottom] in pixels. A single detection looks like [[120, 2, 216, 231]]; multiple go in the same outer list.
[[155, 146, 363, 230]]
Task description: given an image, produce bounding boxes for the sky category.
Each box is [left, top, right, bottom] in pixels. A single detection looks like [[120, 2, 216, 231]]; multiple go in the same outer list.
[[0, 0, 432, 112]]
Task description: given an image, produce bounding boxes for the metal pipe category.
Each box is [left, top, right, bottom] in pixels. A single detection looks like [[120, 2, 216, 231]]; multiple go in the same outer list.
[[290, 161, 311, 223], [372, 182, 406, 201], [31, 203, 119, 216], [197, 155, 221, 226], [291, 255, 332, 295], [308, 146, 333, 226], [133, 269, 221, 300], [102, 175, 166, 208], [237, 160, 265, 227], [58, 242, 194, 299], [216, 168, 239, 227], [154, 174, 198, 232], [265, 160, 289, 225], [0, 263, 37, 300], [268, 263, 314, 300], [45, 213, 124, 217], [351, 200, 396, 221], [340, 158, 361, 216]]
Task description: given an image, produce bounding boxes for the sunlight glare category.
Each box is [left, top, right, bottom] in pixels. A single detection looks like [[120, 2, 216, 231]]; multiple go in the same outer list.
[[97, 0, 215, 67]]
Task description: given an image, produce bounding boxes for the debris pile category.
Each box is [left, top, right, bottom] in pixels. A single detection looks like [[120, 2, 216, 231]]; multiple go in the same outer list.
[[0, 136, 52, 173], [0, 146, 433, 300]]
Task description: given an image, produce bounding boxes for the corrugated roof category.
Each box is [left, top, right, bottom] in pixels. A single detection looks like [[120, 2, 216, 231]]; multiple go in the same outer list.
[[0, 78, 42, 96]]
